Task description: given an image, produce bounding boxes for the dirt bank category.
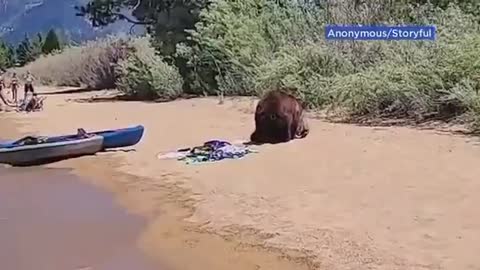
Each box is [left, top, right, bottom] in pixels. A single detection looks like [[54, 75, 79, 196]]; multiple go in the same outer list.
[[2, 86, 480, 270]]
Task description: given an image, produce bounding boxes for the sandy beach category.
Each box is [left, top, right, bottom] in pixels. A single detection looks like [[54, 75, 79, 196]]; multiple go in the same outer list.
[[2, 86, 480, 270]]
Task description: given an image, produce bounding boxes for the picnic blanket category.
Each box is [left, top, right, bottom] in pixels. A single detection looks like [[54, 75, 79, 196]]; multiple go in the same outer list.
[[157, 140, 257, 164]]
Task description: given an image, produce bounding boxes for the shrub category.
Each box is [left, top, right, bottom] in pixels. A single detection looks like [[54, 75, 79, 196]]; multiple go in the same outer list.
[[187, 0, 480, 130], [182, 0, 317, 96], [13, 35, 183, 100], [14, 35, 130, 89], [318, 5, 480, 122], [114, 36, 183, 100]]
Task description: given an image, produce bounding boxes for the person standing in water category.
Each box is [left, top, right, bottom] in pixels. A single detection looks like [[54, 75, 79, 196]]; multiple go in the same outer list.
[[23, 71, 35, 99], [10, 72, 19, 103]]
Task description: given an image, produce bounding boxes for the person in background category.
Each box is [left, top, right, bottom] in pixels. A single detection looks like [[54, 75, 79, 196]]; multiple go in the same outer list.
[[0, 70, 5, 92], [10, 72, 19, 103], [0, 71, 16, 109], [0, 71, 8, 110], [23, 71, 35, 99], [19, 92, 45, 113]]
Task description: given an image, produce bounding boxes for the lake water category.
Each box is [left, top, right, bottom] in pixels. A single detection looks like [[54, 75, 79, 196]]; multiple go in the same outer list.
[[0, 167, 164, 270]]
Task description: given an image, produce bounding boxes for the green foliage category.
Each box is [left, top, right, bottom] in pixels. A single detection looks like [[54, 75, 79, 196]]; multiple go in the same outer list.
[[181, 0, 480, 131], [0, 41, 15, 70], [76, 0, 208, 92], [183, 0, 326, 96], [115, 36, 184, 100], [42, 29, 61, 54], [16, 36, 183, 97], [16, 34, 43, 66], [327, 5, 480, 119]]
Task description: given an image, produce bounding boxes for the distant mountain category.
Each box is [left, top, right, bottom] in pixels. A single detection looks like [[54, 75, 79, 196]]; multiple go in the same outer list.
[[0, 0, 142, 44]]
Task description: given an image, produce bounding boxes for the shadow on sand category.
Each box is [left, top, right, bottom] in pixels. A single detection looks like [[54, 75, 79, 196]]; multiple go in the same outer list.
[[4, 153, 100, 167], [5, 148, 137, 167], [4, 149, 137, 167], [73, 93, 200, 104], [102, 148, 136, 153], [38, 87, 102, 96]]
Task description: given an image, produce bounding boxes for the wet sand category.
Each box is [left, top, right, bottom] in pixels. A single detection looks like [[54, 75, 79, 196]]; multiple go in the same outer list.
[[2, 86, 480, 269], [0, 167, 162, 270]]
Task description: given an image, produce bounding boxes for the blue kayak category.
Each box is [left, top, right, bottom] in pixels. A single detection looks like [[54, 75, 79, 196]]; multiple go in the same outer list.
[[93, 125, 144, 149], [0, 135, 104, 166], [1, 125, 144, 150]]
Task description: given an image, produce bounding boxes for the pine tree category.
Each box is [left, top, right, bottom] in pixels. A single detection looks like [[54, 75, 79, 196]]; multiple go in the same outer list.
[[0, 40, 15, 69], [42, 29, 61, 54], [16, 33, 43, 66], [16, 35, 32, 66], [0, 41, 15, 70], [31, 33, 43, 58]]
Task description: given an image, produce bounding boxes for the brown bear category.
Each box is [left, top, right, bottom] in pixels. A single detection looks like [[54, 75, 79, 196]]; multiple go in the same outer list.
[[250, 88, 309, 144]]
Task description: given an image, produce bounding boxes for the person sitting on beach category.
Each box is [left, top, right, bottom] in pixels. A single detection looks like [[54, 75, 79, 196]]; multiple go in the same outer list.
[[10, 72, 19, 104], [0, 90, 8, 111], [23, 71, 35, 99], [0, 71, 14, 110], [0, 71, 5, 91], [19, 92, 45, 112], [0, 89, 10, 109]]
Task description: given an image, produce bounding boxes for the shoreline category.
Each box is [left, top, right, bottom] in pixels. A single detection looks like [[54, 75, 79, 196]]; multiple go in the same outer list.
[[3, 86, 480, 269]]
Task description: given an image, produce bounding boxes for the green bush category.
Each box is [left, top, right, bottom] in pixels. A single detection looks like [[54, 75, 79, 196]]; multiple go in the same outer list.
[[319, 5, 480, 122], [181, 0, 325, 96], [13, 35, 183, 100], [186, 0, 480, 130], [115, 36, 183, 100]]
